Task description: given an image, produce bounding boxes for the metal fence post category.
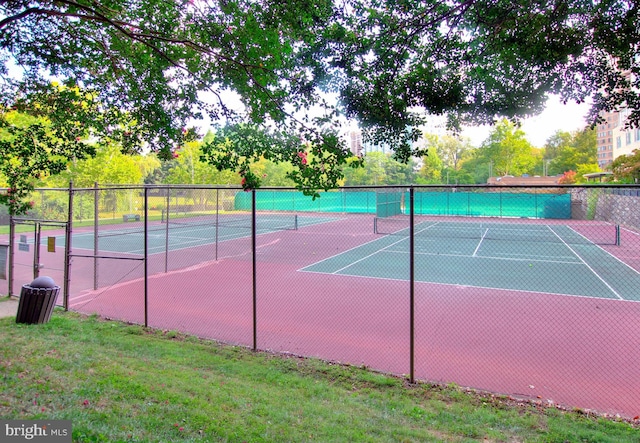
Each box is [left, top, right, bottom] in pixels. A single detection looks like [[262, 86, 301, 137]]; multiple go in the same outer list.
[[8, 215, 14, 297], [215, 189, 219, 261], [144, 186, 149, 328], [33, 222, 41, 279], [63, 181, 73, 310], [165, 187, 170, 273], [409, 186, 415, 384], [93, 182, 99, 290], [252, 188, 257, 351]]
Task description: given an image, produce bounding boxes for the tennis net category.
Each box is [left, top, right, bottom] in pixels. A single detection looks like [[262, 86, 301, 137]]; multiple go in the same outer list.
[[96, 213, 298, 239], [164, 213, 298, 231], [373, 217, 620, 246]]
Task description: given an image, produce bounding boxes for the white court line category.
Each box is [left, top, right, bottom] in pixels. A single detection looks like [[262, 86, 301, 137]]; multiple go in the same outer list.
[[298, 221, 442, 272], [301, 221, 637, 301], [546, 225, 624, 300], [385, 249, 582, 265], [298, 268, 638, 302], [472, 228, 488, 257], [322, 221, 444, 274], [397, 241, 580, 262], [84, 224, 288, 255], [328, 236, 411, 275], [566, 225, 640, 276]]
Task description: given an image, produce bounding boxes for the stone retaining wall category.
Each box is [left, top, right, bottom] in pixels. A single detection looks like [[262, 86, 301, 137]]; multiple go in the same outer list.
[[571, 189, 640, 230]]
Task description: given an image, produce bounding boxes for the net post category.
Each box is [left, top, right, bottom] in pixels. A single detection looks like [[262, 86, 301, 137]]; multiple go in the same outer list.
[[616, 224, 621, 246], [294, 214, 298, 230]]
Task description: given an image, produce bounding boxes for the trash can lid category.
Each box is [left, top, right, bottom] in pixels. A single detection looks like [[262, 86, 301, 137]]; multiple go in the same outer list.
[[30, 276, 57, 288]]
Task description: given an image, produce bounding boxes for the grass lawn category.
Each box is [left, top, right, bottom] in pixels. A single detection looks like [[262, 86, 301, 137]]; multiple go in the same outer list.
[[0, 308, 638, 442]]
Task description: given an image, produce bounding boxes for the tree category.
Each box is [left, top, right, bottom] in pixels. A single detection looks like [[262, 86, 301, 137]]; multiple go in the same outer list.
[[416, 148, 442, 183], [46, 144, 144, 188], [333, 0, 640, 153], [259, 159, 296, 187], [131, 154, 162, 184], [611, 149, 640, 183], [342, 151, 414, 185], [344, 151, 387, 185], [341, 160, 369, 185], [543, 131, 573, 163], [157, 141, 240, 191], [546, 127, 597, 176], [476, 119, 538, 177], [161, 141, 238, 207], [458, 151, 493, 184], [422, 134, 472, 184], [0, 82, 172, 213], [1, 0, 356, 202], [1, 0, 333, 156], [575, 163, 601, 183], [430, 135, 471, 172], [0, 85, 101, 214], [165, 142, 217, 185], [558, 170, 577, 184], [2, 0, 639, 205]]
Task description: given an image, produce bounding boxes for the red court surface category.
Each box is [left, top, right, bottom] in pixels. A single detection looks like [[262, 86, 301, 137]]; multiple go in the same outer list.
[[5, 214, 640, 418]]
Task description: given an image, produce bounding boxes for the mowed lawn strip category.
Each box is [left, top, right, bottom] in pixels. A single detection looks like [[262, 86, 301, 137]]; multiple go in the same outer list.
[[0, 309, 638, 442]]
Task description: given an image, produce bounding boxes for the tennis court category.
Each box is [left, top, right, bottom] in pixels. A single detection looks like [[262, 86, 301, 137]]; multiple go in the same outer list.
[[7, 185, 640, 418], [300, 218, 640, 301], [67, 213, 338, 255], [8, 185, 640, 419]]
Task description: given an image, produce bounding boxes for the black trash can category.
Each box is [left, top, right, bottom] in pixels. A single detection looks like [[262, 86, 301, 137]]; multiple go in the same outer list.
[[16, 276, 60, 325]]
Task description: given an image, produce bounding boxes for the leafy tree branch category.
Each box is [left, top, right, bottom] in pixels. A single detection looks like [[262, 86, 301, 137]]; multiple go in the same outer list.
[[1, 0, 639, 209]]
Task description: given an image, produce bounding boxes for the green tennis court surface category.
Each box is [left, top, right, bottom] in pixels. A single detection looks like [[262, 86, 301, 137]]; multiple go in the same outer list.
[[66, 215, 337, 255], [301, 220, 640, 301]]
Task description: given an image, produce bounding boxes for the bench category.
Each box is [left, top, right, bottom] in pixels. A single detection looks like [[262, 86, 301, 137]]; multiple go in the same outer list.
[[123, 214, 140, 222]]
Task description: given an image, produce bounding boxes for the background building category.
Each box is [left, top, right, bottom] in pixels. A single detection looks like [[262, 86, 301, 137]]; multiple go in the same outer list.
[[348, 129, 363, 156], [597, 70, 640, 168], [597, 108, 640, 169]]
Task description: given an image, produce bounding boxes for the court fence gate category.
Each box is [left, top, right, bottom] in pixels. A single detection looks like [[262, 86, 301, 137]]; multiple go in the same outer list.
[[2, 183, 640, 419]]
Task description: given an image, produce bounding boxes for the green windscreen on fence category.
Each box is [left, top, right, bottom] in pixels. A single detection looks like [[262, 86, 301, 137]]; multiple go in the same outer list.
[[233, 190, 378, 213], [234, 189, 571, 219], [411, 191, 571, 219], [376, 190, 404, 217]]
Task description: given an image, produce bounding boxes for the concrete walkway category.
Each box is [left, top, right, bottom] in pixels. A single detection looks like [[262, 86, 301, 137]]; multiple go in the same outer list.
[[0, 297, 19, 319]]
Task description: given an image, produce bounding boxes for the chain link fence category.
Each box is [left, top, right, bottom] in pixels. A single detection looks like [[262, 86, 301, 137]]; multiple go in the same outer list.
[[2, 183, 640, 418]]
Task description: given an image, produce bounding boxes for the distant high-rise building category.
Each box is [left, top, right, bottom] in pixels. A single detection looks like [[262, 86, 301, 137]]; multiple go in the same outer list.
[[597, 108, 640, 168], [597, 71, 640, 168], [344, 126, 391, 154], [348, 129, 363, 156], [596, 110, 616, 168]]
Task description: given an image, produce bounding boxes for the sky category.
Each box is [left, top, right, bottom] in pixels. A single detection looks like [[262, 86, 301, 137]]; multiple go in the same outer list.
[[461, 95, 591, 148]]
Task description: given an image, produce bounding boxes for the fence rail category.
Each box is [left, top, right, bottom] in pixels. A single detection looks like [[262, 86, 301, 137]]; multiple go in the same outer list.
[[2, 183, 640, 419]]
